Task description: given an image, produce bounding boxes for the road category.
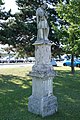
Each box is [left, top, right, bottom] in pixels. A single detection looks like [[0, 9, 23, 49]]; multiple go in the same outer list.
[[0, 63, 34, 68], [0, 61, 63, 68]]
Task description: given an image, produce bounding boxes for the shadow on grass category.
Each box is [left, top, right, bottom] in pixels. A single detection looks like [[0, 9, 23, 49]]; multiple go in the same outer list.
[[53, 70, 80, 120], [0, 74, 33, 120], [0, 70, 80, 120]]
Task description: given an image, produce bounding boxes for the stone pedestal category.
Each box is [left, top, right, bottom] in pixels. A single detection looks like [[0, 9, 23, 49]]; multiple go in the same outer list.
[[28, 40, 58, 117]]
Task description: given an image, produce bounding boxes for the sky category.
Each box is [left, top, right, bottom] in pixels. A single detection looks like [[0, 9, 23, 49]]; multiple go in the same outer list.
[[3, 0, 18, 14]]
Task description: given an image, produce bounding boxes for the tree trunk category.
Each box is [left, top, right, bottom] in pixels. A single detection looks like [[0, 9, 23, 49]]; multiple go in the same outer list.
[[71, 53, 75, 74]]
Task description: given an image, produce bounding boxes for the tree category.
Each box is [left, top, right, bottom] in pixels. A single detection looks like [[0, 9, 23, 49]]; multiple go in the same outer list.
[[0, 0, 2, 4], [14, 0, 74, 57], [0, 0, 64, 56], [0, 1, 12, 46], [56, 0, 80, 74], [0, 0, 71, 57], [14, 0, 60, 56]]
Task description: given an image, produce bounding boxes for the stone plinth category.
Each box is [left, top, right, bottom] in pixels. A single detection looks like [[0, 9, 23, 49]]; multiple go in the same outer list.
[[28, 40, 58, 117], [28, 95, 57, 117]]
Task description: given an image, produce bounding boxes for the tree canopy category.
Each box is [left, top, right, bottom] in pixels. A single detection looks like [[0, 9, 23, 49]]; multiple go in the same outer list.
[[56, 0, 80, 73], [0, 0, 64, 56], [0, 0, 80, 59]]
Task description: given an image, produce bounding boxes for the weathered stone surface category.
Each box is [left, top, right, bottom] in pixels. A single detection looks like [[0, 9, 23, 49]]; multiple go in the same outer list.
[[36, 3, 49, 41], [29, 64, 56, 78], [35, 42, 51, 65], [28, 11, 58, 117], [33, 39, 50, 45], [28, 95, 58, 117], [32, 77, 53, 97]]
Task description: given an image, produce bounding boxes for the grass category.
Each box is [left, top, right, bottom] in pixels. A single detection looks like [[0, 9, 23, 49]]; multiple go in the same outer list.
[[0, 66, 80, 120]]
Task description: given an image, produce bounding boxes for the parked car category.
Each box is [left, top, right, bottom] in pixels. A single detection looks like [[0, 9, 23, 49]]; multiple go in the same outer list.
[[16, 58, 27, 63], [51, 58, 57, 66], [63, 59, 80, 67], [54, 57, 64, 61], [0, 58, 3, 63], [0, 56, 10, 63], [0, 56, 16, 63], [9, 57, 16, 63], [27, 57, 35, 62]]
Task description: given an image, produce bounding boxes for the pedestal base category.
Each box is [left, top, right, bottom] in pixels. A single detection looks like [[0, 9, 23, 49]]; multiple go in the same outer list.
[[28, 40, 58, 117], [28, 95, 58, 117]]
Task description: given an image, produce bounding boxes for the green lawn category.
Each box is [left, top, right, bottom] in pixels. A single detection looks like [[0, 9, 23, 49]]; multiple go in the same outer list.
[[0, 66, 80, 120]]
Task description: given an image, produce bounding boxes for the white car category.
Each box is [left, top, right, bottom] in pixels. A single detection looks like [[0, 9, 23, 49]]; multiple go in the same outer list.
[[51, 58, 57, 66], [27, 57, 35, 62], [0, 58, 3, 63], [0, 56, 10, 63]]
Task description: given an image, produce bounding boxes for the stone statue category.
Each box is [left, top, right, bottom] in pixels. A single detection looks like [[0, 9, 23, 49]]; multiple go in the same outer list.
[[36, 3, 49, 41], [28, 3, 58, 117]]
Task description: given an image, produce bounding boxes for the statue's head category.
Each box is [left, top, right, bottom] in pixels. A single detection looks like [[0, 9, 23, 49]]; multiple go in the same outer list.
[[41, 2, 48, 9]]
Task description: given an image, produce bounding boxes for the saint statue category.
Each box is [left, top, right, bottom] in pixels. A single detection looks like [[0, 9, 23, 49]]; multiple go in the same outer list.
[[36, 3, 49, 41]]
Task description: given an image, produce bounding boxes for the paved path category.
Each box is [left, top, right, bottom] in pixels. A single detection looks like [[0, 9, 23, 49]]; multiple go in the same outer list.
[[0, 63, 34, 68], [0, 62, 63, 68]]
